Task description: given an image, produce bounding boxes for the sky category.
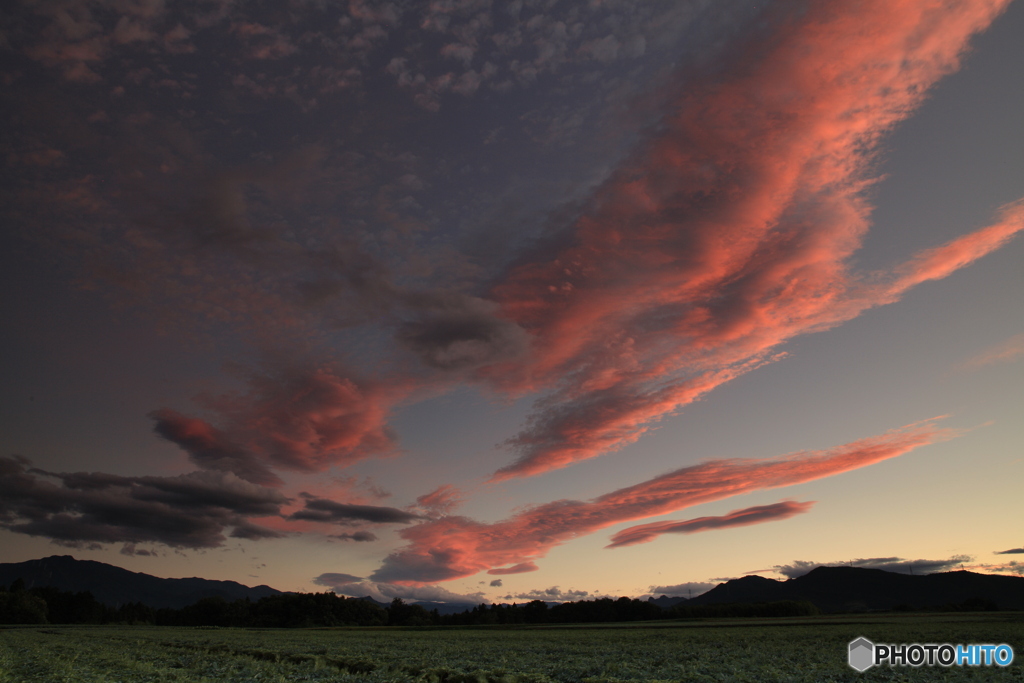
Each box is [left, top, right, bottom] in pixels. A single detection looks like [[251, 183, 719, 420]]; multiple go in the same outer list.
[[1, 0, 1022, 607]]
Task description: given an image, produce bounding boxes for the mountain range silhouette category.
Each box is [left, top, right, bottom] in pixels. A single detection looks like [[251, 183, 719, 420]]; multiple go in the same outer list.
[[3, 556, 1022, 613]]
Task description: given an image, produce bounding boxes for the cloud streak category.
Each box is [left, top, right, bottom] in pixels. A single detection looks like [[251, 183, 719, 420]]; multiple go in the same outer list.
[[606, 501, 814, 549], [485, 0, 1020, 481], [371, 418, 957, 584], [960, 333, 1024, 371], [289, 494, 425, 525]]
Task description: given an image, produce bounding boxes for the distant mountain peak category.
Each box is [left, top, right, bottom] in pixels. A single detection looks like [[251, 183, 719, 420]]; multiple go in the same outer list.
[[689, 566, 1024, 612], [0, 555, 284, 609]]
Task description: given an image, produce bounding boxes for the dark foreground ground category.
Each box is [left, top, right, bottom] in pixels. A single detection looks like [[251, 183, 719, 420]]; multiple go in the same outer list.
[[1, 611, 1021, 682]]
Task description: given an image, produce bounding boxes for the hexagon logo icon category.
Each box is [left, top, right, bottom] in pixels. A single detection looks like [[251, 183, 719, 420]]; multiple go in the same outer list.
[[848, 637, 875, 672]]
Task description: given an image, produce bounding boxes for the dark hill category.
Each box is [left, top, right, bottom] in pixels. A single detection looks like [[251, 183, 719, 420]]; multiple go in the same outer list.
[[689, 566, 1024, 612], [647, 595, 689, 609], [0, 555, 283, 609]]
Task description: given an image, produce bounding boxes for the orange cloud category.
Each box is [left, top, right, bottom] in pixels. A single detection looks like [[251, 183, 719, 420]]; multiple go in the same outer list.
[[483, 0, 1018, 481], [371, 418, 958, 584], [605, 500, 815, 549]]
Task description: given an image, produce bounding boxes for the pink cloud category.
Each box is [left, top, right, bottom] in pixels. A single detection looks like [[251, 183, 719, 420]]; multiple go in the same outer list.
[[371, 418, 958, 584], [152, 364, 406, 483], [415, 484, 464, 516], [606, 500, 814, 549], [959, 332, 1024, 371], [886, 200, 1024, 294], [482, 0, 1019, 481], [23, 0, 1020, 500]]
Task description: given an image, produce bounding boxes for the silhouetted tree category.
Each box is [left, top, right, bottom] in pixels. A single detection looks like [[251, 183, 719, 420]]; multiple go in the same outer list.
[[0, 584, 48, 624], [387, 597, 432, 626]]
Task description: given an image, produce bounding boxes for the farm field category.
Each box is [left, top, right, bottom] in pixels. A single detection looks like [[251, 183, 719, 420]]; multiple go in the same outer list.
[[1, 612, 1022, 683]]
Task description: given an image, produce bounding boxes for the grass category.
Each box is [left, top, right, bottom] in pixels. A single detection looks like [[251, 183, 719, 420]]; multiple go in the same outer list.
[[0, 612, 1021, 682]]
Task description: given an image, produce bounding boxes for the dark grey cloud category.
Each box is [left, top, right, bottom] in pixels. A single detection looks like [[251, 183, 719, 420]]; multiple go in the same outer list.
[[314, 572, 364, 586], [369, 544, 468, 584], [150, 408, 283, 487], [489, 579, 502, 587], [120, 543, 156, 557], [648, 582, 716, 597], [230, 521, 288, 541], [395, 292, 528, 371], [0, 455, 288, 550], [995, 547, 1024, 554], [128, 472, 286, 516], [35, 465, 288, 516], [504, 587, 591, 602], [313, 573, 485, 604], [290, 494, 425, 525], [773, 555, 974, 579], [397, 310, 527, 371], [333, 531, 379, 542], [55, 471, 135, 490]]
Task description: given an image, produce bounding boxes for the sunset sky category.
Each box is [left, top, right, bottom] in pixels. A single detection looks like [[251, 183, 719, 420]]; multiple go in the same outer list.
[[1, 0, 1022, 606]]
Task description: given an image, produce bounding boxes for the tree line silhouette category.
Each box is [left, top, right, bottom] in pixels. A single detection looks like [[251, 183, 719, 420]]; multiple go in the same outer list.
[[2, 579, 829, 627]]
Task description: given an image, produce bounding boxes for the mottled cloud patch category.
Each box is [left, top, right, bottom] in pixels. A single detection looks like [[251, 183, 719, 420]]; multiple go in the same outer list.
[[772, 555, 974, 579], [606, 501, 814, 548], [9, 0, 1021, 500], [0, 455, 288, 549], [370, 419, 956, 584], [414, 485, 464, 516]]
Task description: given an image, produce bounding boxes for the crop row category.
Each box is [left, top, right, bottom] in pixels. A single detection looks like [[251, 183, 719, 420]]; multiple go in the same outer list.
[[1, 614, 1022, 682]]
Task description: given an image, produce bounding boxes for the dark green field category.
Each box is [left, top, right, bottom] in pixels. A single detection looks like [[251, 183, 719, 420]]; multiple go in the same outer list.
[[2, 612, 1022, 682]]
